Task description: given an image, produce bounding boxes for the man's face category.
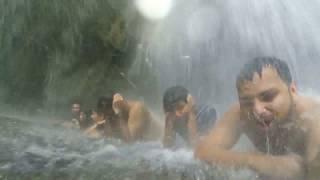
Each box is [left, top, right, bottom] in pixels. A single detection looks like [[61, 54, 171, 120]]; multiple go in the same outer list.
[[91, 111, 99, 123], [238, 67, 295, 132], [174, 100, 187, 118], [71, 103, 81, 115]]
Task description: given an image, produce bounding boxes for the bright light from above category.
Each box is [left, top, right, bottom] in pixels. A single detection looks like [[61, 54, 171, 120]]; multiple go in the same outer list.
[[135, 0, 173, 20]]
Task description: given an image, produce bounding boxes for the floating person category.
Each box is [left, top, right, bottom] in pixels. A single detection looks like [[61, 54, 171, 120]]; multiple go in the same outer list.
[[80, 109, 94, 130], [162, 86, 217, 148], [62, 99, 85, 129], [96, 94, 162, 142], [84, 109, 106, 138], [194, 57, 320, 179]]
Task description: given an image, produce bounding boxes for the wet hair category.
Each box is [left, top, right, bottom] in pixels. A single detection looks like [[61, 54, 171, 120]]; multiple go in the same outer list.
[[79, 110, 94, 129], [97, 96, 113, 116], [236, 56, 292, 90], [163, 86, 189, 112], [86, 109, 97, 117], [70, 97, 82, 106]]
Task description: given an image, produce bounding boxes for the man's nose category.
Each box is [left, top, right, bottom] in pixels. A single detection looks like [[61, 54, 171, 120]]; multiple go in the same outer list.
[[253, 100, 267, 115]]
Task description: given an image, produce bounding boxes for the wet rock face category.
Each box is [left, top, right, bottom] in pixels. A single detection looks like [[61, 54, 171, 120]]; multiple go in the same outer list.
[[0, 0, 158, 111], [0, 117, 256, 179], [3, 0, 320, 114]]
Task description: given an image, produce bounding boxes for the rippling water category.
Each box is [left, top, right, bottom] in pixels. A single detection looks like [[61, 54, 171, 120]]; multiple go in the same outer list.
[[0, 117, 256, 179]]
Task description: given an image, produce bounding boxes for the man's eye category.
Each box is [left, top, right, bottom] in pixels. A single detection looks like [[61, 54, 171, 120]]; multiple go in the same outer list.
[[240, 100, 253, 107], [260, 92, 276, 102]]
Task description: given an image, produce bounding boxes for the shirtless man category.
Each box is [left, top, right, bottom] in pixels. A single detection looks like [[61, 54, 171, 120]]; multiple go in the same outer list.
[[84, 109, 106, 138], [63, 99, 86, 129], [101, 94, 162, 142], [195, 57, 320, 179], [163, 86, 216, 148]]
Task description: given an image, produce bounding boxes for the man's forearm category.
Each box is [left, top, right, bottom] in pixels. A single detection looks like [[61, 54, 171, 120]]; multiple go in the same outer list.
[[104, 119, 113, 138], [195, 145, 249, 168], [195, 147, 304, 179], [163, 115, 175, 147], [247, 152, 304, 179], [187, 112, 198, 147], [118, 114, 131, 142]]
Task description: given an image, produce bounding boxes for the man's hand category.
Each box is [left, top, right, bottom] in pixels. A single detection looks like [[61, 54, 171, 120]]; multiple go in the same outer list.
[[182, 94, 196, 115], [113, 93, 126, 115], [79, 112, 85, 122]]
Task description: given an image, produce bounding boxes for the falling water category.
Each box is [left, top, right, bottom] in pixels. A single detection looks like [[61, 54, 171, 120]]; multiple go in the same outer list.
[[142, 0, 320, 110], [1, 0, 320, 179], [266, 131, 271, 154]]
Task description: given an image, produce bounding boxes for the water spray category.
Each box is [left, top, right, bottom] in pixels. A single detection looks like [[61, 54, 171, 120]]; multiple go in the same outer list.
[[135, 0, 173, 20]]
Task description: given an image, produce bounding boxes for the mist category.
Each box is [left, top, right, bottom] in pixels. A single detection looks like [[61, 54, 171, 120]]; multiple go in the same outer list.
[[0, 0, 320, 178]]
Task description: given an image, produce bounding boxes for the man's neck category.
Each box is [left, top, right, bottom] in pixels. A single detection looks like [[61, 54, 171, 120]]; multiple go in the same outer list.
[[282, 94, 310, 127]]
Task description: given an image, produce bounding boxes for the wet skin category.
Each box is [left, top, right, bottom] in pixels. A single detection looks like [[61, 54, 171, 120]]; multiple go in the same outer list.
[[104, 93, 159, 142], [71, 104, 81, 117], [163, 95, 198, 148], [195, 67, 320, 179]]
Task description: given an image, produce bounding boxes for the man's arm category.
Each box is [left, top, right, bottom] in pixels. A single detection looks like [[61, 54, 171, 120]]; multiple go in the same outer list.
[[104, 117, 113, 138], [163, 112, 176, 147], [194, 104, 243, 159], [118, 112, 131, 142], [195, 104, 304, 179], [187, 111, 198, 147], [113, 98, 132, 142], [84, 124, 97, 134], [305, 112, 320, 179], [183, 95, 199, 147], [127, 102, 149, 141], [84, 124, 104, 139]]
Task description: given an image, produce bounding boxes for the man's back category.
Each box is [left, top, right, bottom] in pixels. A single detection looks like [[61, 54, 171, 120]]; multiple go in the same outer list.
[[127, 101, 163, 141]]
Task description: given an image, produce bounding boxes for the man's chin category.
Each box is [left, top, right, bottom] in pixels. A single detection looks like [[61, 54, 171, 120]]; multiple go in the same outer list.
[[257, 121, 274, 133]]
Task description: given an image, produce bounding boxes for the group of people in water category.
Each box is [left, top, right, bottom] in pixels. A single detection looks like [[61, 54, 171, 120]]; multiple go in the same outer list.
[[67, 85, 216, 146], [64, 56, 320, 179]]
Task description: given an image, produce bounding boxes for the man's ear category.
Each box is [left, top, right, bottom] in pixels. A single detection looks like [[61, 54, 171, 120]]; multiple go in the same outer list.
[[289, 81, 297, 94]]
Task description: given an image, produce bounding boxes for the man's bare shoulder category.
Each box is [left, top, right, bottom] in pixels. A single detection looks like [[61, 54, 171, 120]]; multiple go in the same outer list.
[[216, 103, 241, 124], [299, 95, 320, 127], [128, 101, 152, 122], [297, 96, 320, 178], [206, 102, 243, 137], [303, 95, 320, 110], [195, 103, 243, 158], [129, 101, 149, 112]]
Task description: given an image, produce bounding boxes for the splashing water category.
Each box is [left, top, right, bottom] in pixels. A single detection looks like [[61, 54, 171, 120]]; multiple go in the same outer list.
[[1, 0, 320, 179], [0, 116, 257, 179]]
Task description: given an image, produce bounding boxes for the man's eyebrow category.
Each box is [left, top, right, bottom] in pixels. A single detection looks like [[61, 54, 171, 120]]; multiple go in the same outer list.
[[239, 96, 253, 101], [259, 88, 278, 97]]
